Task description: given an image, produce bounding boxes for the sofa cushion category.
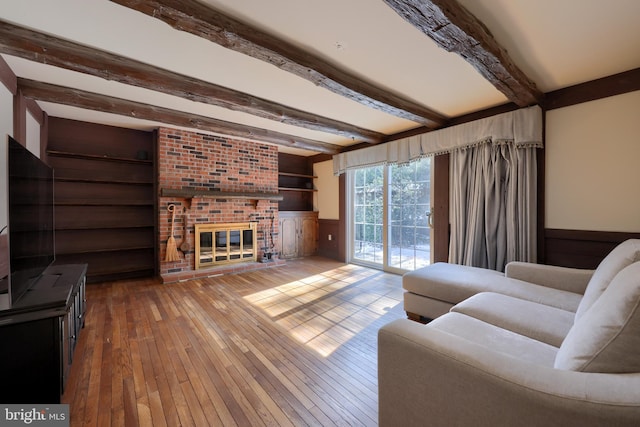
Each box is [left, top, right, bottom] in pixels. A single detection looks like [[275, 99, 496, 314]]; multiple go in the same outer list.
[[428, 312, 558, 366], [451, 292, 574, 347], [555, 262, 640, 373], [575, 239, 640, 320]]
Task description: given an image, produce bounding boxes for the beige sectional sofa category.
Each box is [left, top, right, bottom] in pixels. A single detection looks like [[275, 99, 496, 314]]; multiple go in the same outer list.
[[379, 239, 640, 426]]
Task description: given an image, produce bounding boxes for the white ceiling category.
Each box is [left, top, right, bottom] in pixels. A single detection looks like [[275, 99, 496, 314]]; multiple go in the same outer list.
[[2, 0, 640, 155]]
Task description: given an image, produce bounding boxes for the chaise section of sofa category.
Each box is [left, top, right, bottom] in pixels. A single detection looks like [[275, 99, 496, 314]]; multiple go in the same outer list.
[[403, 261, 593, 322], [380, 239, 640, 426]]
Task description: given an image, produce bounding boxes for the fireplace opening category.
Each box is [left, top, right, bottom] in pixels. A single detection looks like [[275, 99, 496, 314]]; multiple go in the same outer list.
[[195, 222, 257, 269]]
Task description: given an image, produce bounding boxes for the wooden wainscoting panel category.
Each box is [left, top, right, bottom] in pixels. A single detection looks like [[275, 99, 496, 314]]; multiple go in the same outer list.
[[318, 219, 340, 260], [544, 229, 640, 269]]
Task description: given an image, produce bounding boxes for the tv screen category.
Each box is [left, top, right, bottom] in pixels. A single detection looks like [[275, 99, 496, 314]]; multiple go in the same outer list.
[[7, 136, 55, 305]]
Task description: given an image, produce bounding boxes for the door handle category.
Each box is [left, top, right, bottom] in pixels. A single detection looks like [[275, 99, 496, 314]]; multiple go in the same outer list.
[[426, 208, 434, 229]]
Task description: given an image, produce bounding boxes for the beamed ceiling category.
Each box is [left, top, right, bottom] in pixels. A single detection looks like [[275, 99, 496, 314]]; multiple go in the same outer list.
[[1, 0, 639, 156]]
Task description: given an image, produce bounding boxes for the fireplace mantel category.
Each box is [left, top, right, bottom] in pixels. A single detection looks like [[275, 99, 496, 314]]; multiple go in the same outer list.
[[161, 188, 283, 207]]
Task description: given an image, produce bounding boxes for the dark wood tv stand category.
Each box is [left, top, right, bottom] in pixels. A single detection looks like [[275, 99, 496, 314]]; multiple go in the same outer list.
[[0, 263, 87, 403]]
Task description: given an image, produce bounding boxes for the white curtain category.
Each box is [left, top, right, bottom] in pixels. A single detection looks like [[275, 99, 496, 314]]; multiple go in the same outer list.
[[332, 105, 542, 271], [449, 142, 538, 271]]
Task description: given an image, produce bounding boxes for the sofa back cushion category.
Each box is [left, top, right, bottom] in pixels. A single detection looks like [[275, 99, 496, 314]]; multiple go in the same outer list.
[[555, 261, 640, 373], [575, 239, 640, 320]]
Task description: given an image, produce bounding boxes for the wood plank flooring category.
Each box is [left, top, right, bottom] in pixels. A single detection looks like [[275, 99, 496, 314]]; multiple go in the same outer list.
[[62, 257, 406, 426]]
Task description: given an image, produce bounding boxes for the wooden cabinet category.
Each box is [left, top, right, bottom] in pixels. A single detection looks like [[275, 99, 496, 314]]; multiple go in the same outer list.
[[0, 263, 87, 403], [279, 215, 299, 259], [278, 211, 318, 259]]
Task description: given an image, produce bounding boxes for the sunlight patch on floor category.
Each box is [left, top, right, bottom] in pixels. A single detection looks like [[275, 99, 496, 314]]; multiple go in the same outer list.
[[243, 264, 402, 357]]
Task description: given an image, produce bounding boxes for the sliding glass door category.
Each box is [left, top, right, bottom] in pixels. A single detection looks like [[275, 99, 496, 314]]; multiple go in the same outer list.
[[349, 157, 432, 273]]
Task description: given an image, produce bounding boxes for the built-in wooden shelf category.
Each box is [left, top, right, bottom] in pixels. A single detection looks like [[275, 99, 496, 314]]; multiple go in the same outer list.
[[55, 199, 154, 206], [278, 152, 316, 211], [57, 245, 155, 256], [47, 150, 152, 164], [278, 172, 317, 179], [161, 188, 284, 201], [47, 118, 156, 284], [55, 177, 153, 185], [55, 224, 154, 231]]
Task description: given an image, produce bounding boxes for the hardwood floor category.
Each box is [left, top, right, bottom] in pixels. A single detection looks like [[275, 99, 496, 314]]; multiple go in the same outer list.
[[62, 257, 406, 426]]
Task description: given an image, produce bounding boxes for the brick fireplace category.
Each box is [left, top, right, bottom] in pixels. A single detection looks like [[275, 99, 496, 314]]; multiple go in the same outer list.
[[158, 128, 281, 283]]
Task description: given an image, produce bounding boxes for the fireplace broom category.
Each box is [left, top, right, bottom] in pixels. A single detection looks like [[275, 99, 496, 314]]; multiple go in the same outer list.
[[165, 204, 180, 262]]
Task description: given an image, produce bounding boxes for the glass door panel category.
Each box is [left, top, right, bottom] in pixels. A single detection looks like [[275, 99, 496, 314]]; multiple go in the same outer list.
[[242, 229, 254, 258], [214, 230, 228, 261], [229, 230, 241, 260], [199, 231, 213, 264]]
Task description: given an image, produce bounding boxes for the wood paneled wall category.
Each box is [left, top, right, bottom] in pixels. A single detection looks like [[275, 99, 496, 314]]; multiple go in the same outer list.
[[544, 229, 640, 269], [317, 219, 340, 261]]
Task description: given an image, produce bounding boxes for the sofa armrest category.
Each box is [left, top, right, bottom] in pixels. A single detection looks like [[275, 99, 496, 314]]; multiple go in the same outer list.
[[378, 319, 640, 427], [505, 262, 594, 295]]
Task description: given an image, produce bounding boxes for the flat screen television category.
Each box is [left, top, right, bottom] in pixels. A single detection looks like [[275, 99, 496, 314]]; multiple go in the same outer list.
[[0, 136, 55, 307]]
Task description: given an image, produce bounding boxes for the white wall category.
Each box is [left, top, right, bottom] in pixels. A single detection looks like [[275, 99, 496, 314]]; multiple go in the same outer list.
[[313, 160, 339, 220], [0, 83, 12, 234], [546, 91, 640, 232]]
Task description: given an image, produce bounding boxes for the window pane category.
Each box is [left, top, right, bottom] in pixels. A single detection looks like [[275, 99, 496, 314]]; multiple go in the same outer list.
[[355, 187, 364, 205], [355, 205, 364, 223]]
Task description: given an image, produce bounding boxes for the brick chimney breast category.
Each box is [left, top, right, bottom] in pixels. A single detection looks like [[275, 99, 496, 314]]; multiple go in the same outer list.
[[157, 128, 280, 282]]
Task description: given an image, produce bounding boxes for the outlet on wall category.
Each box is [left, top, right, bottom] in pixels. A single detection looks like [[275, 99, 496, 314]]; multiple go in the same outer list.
[[328, 234, 332, 241]]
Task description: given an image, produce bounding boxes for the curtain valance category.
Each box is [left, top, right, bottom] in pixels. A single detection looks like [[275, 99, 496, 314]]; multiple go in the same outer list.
[[333, 105, 543, 175]]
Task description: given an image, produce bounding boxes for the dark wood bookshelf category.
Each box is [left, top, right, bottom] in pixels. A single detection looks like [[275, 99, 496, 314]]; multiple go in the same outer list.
[[47, 118, 157, 282]]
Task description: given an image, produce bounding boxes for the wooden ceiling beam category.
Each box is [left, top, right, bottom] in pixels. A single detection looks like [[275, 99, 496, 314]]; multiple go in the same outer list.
[[0, 19, 383, 144], [18, 78, 342, 154], [383, 0, 544, 107], [110, 0, 447, 128]]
